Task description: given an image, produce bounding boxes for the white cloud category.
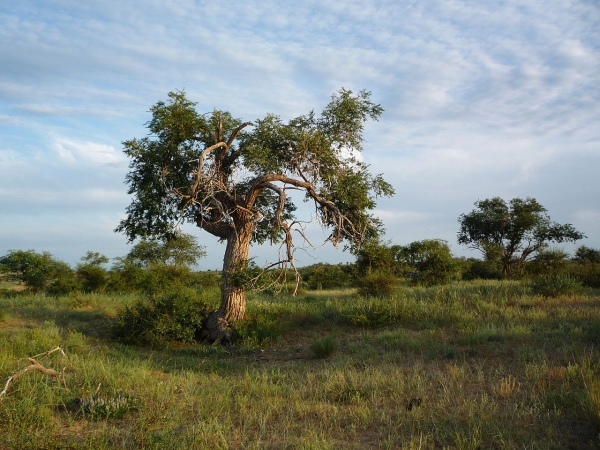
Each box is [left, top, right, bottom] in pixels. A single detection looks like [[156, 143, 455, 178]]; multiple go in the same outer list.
[[53, 137, 123, 165]]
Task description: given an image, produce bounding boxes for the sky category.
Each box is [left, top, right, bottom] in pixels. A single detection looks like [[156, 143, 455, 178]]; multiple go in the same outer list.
[[1, 0, 599, 270]]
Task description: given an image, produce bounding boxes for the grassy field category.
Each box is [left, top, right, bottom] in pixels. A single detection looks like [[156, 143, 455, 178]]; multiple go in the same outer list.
[[1, 281, 600, 449]]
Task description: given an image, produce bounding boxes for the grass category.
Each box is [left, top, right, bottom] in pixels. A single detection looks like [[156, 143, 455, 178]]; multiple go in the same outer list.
[[0, 281, 600, 448]]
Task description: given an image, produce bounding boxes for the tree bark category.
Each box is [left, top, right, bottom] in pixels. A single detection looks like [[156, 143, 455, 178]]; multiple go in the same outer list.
[[201, 217, 253, 344]]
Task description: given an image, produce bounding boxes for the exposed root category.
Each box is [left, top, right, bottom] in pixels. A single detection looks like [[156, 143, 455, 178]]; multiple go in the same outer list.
[[200, 312, 232, 345]]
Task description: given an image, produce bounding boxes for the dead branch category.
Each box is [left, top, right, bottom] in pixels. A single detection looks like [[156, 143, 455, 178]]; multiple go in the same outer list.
[[1, 347, 67, 400]]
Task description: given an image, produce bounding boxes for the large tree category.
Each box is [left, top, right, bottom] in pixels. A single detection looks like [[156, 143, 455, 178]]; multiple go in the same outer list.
[[116, 89, 393, 342], [457, 197, 584, 275]]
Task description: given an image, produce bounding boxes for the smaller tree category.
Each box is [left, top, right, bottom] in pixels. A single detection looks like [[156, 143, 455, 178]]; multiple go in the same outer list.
[[396, 239, 457, 286], [354, 239, 403, 276], [77, 251, 110, 293], [573, 245, 600, 288], [0, 249, 70, 293], [458, 197, 585, 276], [124, 233, 206, 268], [109, 233, 205, 293]]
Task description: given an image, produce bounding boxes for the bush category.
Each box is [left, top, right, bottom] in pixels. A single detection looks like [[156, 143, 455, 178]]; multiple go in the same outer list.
[[112, 288, 210, 347], [462, 259, 503, 281], [47, 272, 82, 296], [301, 264, 352, 290], [232, 314, 283, 346], [531, 274, 585, 298], [310, 335, 336, 358], [353, 271, 397, 297]]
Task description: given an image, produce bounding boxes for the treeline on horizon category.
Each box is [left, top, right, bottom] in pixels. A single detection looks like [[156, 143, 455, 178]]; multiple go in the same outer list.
[[2, 196, 599, 298], [1, 236, 599, 299]]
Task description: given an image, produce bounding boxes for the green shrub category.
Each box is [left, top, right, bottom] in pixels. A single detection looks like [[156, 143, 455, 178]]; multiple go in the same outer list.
[[462, 259, 503, 281], [532, 274, 585, 298], [310, 335, 336, 358], [47, 272, 82, 296], [112, 288, 209, 347], [346, 298, 393, 327], [232, 314, 283, 345], [301, 264, 352, 290], [353, 271, 397, 297]]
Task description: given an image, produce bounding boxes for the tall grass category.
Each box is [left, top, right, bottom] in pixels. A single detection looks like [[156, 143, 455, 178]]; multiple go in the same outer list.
[[0, 280, 599, 448]]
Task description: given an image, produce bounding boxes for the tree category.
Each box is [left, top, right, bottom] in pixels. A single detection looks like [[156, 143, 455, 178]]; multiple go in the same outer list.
[[354, 239, 402, 276], [396, 239, 457, 286], [109, 233, 205, 294], [457, 197, 585, 275], [116, 89, 393, 342], [124, 233, 205, 268], [77, 251, 110, 293], [0, 249, 70, 293]]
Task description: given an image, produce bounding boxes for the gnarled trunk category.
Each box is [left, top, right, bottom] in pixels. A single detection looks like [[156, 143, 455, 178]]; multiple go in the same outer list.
[[201, 219, 253, 344]]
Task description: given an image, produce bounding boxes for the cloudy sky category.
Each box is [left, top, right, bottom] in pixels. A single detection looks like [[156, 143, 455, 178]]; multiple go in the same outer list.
[[1, 0, 598, 269]]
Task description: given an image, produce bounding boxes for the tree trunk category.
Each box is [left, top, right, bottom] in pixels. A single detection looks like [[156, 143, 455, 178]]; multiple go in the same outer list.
[[201, 219, 253, 344]]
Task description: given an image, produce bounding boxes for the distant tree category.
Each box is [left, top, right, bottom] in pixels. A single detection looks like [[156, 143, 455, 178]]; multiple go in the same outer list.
[[354, 239, 402, 276], [109, 234, 205, 294], [458, 197, 584, 276], [396, 239, 457, 286], [124, 233, 205, 268], [574, 246, 600, 265], [573, 245, 600, 288], [116, 89, 393, 342], [77, 251, 110, 293], [0, 249, 70, 293]]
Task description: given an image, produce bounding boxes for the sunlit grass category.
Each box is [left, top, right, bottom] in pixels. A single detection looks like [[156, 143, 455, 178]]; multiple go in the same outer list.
[[0, 280, 599, 448]]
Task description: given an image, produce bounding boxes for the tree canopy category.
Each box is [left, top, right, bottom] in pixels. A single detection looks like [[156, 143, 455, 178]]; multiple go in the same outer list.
[[457, 197, 584, 275], [0, 249, 70, 292], [116, 88, 393, 342]]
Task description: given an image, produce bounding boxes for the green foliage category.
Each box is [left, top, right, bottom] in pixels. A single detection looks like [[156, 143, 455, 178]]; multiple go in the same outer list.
[[76, 251, 110, 293], [397, 239, 457, 286], [458, 197, 584, 275], [573, 246, 600, 288], [531, 274, 585, 298], [125, 233, 206, 268], [0, 249, 71, 293], [300, 263, 353, 290], [354, 239, 403, 276], [461, 259, 503, 281], [345, 297, 394, 327], [47, 270, 82, 296], [310, 335, 337, 358], [353, 270, 398, 297], [232, 314, 283, 345], [527, 248, 569, 277], [111, 288, 209, 347]]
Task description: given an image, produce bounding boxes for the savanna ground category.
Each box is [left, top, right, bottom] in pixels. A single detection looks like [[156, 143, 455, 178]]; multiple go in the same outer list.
[[1, 280, 600, 449]]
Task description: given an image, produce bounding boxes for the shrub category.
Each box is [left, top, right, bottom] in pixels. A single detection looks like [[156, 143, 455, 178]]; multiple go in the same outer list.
[[531, 274, 585, 298], [301, 263, 352, 290], [310, 335, 336, 358], [353, 271, 397, 297], [232, 314, 283, 345], [112, 288, 209, 347], [47, 271, 82, 296], [462, 259, 503, 281]]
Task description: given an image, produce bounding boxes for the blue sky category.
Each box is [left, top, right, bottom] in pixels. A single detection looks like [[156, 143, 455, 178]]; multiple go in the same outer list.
[[1, 0, 599, 269]]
